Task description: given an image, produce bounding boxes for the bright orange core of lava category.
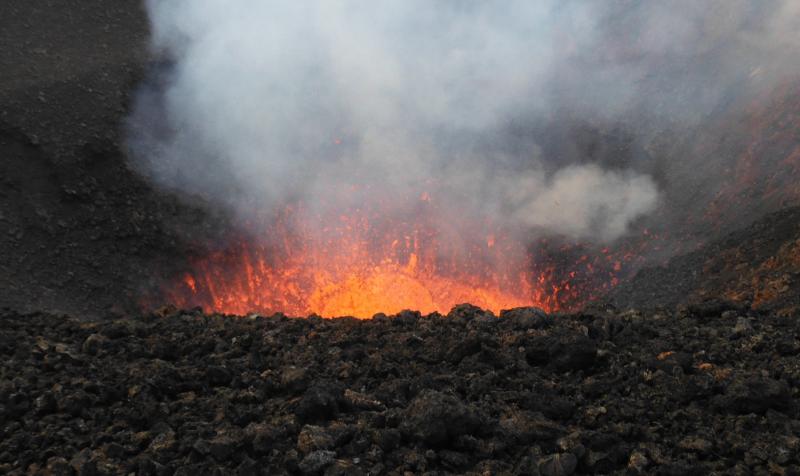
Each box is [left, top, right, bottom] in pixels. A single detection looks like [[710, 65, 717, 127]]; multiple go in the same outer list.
[[167, 197, 540, 318]]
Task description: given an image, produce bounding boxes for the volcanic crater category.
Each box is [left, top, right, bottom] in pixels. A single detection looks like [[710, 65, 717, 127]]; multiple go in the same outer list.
[[2, 1, 800, 475]]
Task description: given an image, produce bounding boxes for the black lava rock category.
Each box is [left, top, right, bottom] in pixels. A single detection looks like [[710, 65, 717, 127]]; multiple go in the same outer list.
[[295, 383, 344, 424], [400, 389, 485, 447], [1, 307, 799, 475], [716, 375, 793, 414]]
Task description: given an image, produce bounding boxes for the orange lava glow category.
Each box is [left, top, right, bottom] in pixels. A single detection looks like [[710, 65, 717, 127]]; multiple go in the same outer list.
[[166, 200, 541, 318]]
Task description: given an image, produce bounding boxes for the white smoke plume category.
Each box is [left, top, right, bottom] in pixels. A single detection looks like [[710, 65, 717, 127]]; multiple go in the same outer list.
[[128, 0, 800, 243]]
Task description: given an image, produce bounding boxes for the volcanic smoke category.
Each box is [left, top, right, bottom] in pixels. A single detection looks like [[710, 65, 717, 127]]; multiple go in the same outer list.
[[128, 1, 800, 317]]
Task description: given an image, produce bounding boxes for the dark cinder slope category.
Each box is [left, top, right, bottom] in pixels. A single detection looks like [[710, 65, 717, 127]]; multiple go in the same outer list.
[[609, 206, 800, 315], [0, 1, 206, 317], [0, 1, 147, 153]]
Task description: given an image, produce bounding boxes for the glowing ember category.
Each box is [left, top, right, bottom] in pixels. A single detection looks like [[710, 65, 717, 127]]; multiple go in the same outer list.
[[165, 196, 541, 318]]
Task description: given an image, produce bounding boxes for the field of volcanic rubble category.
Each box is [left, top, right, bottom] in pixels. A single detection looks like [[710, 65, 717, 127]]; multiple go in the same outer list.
[[5, 1, 800, 475], [2, 302, 799, 475]]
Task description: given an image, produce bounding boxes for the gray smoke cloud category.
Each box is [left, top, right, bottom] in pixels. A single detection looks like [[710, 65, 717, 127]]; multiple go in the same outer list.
[[128, 0, 800, 244]]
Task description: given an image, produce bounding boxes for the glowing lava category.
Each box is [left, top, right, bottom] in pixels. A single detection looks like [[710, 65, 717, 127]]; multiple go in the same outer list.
[[165, 198, 538, 318]]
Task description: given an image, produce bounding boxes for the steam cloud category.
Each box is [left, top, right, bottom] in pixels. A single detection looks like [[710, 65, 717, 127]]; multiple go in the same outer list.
[[129, 0, 800, 243]]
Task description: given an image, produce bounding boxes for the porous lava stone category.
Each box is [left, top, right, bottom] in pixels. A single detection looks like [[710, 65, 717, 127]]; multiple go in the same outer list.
[[0, 303, 799, 474]]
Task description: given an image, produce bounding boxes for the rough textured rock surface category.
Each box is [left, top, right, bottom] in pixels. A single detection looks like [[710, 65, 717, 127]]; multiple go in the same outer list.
[[0, 0, 211, 318], [610, 206, 800, 315], [1, 304, 799, 474]]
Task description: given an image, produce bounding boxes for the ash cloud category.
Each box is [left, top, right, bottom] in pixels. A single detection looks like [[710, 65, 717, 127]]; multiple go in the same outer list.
[[128, 0, 800, 243]]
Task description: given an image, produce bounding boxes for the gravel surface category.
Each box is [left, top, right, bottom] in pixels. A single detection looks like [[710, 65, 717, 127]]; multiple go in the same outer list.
[[2, 304, 799, 475], [610, 206, 800, 315]]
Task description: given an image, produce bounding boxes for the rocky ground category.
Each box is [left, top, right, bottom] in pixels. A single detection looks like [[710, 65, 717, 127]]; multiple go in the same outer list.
[[2, 303, 799, 475], [610, 205, 800, 316]]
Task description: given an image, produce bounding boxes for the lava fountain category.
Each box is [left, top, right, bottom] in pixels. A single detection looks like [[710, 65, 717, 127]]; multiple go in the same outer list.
[[166, 190, 540, 318]]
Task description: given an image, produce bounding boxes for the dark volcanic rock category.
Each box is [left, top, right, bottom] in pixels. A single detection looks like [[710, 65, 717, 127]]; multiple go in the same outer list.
[[295, 383, 344, 423], [400, 389, 485, 446], [0, 0, 230, 321], [1, 307, 799, 474], [539, 452, 578, 476], [527, 334, 598, 372], [609, 207, 800, 315], [500, 306, 551, 330], [298, 450, 336, 475], [205, 365, 233, 387], [551, 335, 598, 372], [716, 375, 793, 414]]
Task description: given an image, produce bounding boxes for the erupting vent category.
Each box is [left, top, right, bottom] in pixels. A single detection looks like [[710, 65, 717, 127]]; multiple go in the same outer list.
[[162, 194, 659, 318], [132, 2, 800, 319], [166, 196, 538, 318]]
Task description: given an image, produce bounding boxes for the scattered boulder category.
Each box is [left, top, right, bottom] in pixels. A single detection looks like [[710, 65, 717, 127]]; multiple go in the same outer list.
[[295, 383, 344, 423], [733, 317, 754, 337], [205, 365, 233, 387], [298, 450, 336, 475], [500, 307, 551, 330], [297, 425, 334, 454], [717, 375, 792, 414], [527, 334, 598, 372], [400, 390, 485, 446], [678, 436, 714, 455], [539, 453, 577, 476], [81, 333, 108, 355]]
